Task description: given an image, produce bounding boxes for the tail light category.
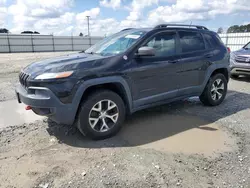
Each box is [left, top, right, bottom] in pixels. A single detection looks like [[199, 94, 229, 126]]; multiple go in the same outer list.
[[227, 47, 231, 53]]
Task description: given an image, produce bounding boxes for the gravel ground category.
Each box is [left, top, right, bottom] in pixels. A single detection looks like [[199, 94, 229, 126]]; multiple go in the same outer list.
[[0, 52, 250, 188]]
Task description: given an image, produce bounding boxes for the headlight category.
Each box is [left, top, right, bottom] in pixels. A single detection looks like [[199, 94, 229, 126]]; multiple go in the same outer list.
[[35, 71, 73, 80]]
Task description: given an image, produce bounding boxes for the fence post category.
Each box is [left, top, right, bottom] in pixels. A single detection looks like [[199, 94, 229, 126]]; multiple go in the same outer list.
[[52, 35, 55, 52], [31, 34, 34, 52], [71, 35, 74, 51], [7, 33, 11, 53], [225, 34, 229, 47], [89, 36, 92, 48]]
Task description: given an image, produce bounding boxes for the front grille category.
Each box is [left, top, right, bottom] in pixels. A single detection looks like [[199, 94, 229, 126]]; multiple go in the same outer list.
[[19, 72, 30, 88], [235, 55, 250, 63]]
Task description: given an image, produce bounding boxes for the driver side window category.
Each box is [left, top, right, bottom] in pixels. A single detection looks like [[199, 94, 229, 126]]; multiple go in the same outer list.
[[145, 32, 176, 57]]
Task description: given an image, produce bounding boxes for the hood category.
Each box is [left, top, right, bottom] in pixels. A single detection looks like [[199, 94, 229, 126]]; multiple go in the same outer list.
[[23, 53, 110, 78], [234, 48, 250, 57]]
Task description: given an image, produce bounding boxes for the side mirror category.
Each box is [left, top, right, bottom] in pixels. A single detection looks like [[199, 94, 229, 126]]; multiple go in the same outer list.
[[136, 46, 155, 56]]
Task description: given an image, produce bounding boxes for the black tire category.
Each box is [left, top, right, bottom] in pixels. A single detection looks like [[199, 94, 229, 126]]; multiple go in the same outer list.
[[230, 74, 239, 79], [199, 73, 228, 106], [76, 90, 125, 140]]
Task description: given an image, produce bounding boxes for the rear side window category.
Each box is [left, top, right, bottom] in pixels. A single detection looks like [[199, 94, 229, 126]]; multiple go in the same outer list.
[[179, 31, 205, 53], [203, 33, 218, 48]]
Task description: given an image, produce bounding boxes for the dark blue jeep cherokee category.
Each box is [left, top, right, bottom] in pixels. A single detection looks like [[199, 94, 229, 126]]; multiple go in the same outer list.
[[16, 24, 230, 139]]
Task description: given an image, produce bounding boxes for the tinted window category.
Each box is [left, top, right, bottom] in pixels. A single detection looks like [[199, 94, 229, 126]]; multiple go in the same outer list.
[[204, 33, 218, 48], [244, 42, 250, 49], [179, 31, 205, 53], [145, 32, 176, 57]]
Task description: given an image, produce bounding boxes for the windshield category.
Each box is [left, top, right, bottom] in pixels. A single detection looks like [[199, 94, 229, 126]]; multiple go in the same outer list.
[[85, 30, 147, 56], [243, 42, 250, 49]]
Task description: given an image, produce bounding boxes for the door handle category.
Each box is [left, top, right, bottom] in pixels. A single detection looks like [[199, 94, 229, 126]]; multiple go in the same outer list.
[[204, 53, 213, 58], [168, 59, 180, 64]]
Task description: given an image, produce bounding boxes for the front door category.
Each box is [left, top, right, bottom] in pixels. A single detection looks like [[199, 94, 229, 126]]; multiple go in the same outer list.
[[128, 31, 181, 107]]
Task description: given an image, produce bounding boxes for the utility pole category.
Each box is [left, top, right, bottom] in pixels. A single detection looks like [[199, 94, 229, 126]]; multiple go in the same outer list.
[[86, 15, 91, 47], [86, 16, 90, 37]]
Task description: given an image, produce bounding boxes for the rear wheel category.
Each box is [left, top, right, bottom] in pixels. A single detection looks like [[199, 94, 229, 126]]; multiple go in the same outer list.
[[76, 90, 125, 140], [200, 73, 227, 106]]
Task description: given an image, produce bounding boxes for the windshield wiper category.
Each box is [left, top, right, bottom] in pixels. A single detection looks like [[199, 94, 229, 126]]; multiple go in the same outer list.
[[85, 51, 95, 54], [85, 51, 102, 55], [79, 51, 96, 54]]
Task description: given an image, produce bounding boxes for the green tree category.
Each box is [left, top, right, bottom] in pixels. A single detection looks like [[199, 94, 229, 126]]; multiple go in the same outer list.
[[21, 31, 34, 34], [227, 25, 239, 33], [217, 27, 223, 34], [0, 28, 9, 33], [227, 24, 250, 33]]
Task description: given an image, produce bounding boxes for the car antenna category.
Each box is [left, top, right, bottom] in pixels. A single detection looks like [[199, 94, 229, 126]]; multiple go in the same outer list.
[[189, 21, 193, 28]]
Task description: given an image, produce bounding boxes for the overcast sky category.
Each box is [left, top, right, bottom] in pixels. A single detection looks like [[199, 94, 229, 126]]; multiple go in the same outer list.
[[0, 0, 250, 36]]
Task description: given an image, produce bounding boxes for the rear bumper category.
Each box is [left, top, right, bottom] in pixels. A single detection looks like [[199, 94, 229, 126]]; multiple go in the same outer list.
[[15, 84, 77, 125]]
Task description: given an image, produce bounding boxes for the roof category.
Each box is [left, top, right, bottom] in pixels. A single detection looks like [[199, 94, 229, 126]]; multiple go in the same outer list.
[[121, 24, 210, 33], [154, 24, 208, 30]]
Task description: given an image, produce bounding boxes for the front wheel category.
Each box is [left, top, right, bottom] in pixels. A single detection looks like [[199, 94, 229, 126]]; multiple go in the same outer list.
[[199, 73, 228, 106], [76, 90, 126, 140]]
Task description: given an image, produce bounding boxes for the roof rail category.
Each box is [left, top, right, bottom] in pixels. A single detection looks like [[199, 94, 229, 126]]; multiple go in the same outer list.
[[120, 28, 134, 32], [154, 24, 208, 30]]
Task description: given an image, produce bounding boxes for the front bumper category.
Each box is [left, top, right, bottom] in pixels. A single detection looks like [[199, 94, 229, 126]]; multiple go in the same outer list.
[[15, 84, 77, 125], [230, 59, 250, 75], [231, 67, 250, 75]]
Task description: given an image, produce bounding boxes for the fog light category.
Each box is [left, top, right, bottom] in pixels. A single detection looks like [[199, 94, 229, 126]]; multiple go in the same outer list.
[[32, 107, 53, 115]]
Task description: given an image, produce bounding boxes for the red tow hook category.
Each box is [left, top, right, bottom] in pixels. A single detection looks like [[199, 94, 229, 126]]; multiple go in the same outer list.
[[25, 105, 32, 110]]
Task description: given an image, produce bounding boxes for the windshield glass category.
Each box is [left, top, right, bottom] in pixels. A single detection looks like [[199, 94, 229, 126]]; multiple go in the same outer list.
[[85, 30, 147, 56], [244, 42, 250, 49]]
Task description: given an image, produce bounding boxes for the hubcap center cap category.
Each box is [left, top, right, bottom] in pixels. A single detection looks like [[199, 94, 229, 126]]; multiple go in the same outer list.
[[99, 112, 106, 119]]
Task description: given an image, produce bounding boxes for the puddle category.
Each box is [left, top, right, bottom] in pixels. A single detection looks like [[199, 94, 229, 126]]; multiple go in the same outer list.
[[121, 114, 236, 157], [0, 100, 44, 129]]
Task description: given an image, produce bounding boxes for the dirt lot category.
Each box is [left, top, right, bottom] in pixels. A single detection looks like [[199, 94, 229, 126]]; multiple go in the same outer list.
[[0, 52, 250, 188]]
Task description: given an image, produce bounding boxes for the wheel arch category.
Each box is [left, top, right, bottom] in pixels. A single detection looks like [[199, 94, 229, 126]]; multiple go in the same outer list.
[[201, 65, 229, 92], [72, 76, 133, 122], [210, 68, 229, 82]]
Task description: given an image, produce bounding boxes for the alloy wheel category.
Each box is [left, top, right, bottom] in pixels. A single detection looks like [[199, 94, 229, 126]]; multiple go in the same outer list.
[[211, 78, 225, 101], [88, 100, 119, 132]]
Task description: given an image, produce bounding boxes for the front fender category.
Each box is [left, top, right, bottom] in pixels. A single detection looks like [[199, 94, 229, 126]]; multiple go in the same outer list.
[[71, 76, 133, 119]]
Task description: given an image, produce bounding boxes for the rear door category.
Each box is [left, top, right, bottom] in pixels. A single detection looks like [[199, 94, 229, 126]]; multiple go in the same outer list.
[[177, 30, 207, 96], [200, 32, 220, 82]]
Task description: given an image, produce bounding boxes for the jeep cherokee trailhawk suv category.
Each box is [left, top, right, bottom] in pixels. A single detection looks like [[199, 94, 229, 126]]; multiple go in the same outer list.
[[16, 24, 230, 139]]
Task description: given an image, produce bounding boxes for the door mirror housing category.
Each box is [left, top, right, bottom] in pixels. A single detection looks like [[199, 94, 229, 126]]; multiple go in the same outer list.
[[136, 46, 155, 56]]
